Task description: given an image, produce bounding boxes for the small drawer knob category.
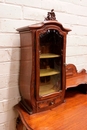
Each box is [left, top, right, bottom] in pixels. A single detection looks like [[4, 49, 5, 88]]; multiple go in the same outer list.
[[50, 101, 54, 105]]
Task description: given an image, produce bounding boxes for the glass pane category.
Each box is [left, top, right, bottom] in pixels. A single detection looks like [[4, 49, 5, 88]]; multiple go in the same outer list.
[[39, 29, 63, 97]]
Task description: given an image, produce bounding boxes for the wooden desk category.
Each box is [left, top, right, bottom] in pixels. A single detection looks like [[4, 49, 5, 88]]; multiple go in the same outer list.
[[15, 64, 87, 130], [15, 103, 64, 130]]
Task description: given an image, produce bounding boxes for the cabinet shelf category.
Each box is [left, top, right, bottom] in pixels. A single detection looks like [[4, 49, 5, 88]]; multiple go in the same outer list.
[[40, 53, 60, 59], [39, 83, 56, 96], [40, 68, 60, 77]]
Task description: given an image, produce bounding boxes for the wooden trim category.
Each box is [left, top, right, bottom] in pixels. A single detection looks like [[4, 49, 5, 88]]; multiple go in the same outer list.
[[66, 64, 87, 89]]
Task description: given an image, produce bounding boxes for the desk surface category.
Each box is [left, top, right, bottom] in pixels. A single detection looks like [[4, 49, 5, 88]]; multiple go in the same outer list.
[[15, 103, 63, 130], [15, 90, 87, 130]]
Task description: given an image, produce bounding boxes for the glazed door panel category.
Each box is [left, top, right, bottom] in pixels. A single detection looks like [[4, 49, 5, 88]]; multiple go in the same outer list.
[[36, 27, 64, 100]]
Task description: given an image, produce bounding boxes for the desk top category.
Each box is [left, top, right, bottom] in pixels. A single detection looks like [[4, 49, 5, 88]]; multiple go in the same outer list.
[[15, 103, 65, 130]]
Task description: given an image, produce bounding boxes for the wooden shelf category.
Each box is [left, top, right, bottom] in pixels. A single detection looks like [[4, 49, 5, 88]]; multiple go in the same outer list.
[[40, 53, 60, 59], [40, 68, 60, 77], [39, 83, 56, 96]]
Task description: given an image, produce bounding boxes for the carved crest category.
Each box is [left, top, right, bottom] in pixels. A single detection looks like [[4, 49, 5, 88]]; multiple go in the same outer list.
[[45, 9, 56, 21]]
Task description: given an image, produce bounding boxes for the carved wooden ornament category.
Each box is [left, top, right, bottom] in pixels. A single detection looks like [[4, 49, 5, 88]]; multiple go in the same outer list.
[[45, 9, 56, 21]]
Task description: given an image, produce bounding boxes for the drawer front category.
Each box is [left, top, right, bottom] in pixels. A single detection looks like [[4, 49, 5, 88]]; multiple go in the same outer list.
[[37, 95, 62, 111]]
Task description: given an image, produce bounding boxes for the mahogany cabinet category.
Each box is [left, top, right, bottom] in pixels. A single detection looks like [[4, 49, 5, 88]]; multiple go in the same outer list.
[[17, 10, 71, 114]]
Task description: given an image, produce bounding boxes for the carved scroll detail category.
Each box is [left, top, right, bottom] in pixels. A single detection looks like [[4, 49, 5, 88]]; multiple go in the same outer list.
[[66, 64, 86, 79]]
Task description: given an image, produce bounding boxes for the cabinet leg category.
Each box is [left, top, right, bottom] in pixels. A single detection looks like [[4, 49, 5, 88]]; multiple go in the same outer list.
[[16, 117, 24, 130], [16, 116, 32, 130]]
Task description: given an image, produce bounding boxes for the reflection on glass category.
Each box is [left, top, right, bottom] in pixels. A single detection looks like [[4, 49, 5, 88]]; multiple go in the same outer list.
[[39, 29, 63, 97], [40, 75, 61, 96]]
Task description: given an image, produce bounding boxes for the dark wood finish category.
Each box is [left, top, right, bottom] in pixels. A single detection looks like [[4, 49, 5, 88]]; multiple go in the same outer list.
[[44, 9, 56, 20], [15, 88, 87, 130], [66, 64, 87, 92], [17, 10, 71, 114]]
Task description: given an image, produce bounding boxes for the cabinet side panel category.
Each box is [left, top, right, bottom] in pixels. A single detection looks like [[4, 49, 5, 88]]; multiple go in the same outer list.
[[21, 47, 32, 61], [20, 32, 32, 47], [19, 32, 35, 110]]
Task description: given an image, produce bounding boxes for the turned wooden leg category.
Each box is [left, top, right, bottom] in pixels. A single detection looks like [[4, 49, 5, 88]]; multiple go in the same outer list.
[[16, 116, 31, 130], [16, 117, 24, 130]]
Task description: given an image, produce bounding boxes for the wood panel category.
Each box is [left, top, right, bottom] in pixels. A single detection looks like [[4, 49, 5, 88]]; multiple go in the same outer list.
[[66, 64, 87, 89]]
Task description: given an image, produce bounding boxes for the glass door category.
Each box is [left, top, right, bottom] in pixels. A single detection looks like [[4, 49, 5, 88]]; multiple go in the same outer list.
[[37, 29, 63, 98]]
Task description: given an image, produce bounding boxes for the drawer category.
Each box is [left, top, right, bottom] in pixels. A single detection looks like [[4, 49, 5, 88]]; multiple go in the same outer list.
[[37, 95, 62, 110]]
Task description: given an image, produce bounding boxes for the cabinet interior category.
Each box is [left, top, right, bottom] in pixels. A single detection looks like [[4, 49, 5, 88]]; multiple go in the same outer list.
[[39, 29, 63, 97]]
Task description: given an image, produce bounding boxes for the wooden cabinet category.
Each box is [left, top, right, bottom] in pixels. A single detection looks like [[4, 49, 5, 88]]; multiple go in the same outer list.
[[17, 10, 71, 114]]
